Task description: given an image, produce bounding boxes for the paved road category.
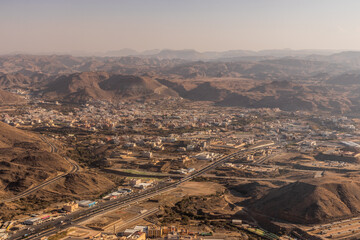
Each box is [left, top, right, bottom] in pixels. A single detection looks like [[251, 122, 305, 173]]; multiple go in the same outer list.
[[110, 208, 159, 233], [202, 174, 296, 183], [10, 141, 274, 240], [2, 136, 80, 203]]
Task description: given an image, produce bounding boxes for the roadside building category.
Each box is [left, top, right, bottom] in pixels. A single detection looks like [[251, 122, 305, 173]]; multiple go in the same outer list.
[[40, 215, 50, 222], [141, 151, 153, 159], [130, 179, 142, 186], [123, 142, 136, 148], [172, 168, 195, 175], [133, 226, 148, 232], [123, 229, 137, 237], [177, 147, 186, 152], [194, 152, 215, 161], [134, 182, 152, 189], [78, 200, 97, 208], [186, 145, 195, 151], [63, 202, 78, 212], [232, 219, 243, 225], [118, 188, 132, 194], [128, 231, 146, 240], [103, 191, 123, 200], [23, 217, 41, 225], [162, 226, 170, 235], [147, 226, 163, 238]]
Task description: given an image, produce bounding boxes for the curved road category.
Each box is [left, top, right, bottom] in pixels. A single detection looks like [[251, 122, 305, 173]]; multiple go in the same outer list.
[[2, 136, 80, 203]]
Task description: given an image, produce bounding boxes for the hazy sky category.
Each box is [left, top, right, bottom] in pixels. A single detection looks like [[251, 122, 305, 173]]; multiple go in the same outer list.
[[1, 0, 360, 54]]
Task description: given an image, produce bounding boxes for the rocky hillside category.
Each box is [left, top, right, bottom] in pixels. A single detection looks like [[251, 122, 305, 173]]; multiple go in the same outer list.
[[41, 72, 178, 103], [251, 178, 360, 224], [0, 122, 114, 200], [161, 79, 351, 113], [0, 89, 25, 104], [182, 82, 231, 101], [0, 122, 69, 197]]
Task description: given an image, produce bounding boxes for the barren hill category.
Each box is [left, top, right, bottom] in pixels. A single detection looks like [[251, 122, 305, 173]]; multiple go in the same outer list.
[[0, 73, 31, 87], [161, 79, 350, 112], [0, 89, 24, 104], [42, 72, 178, 102], [0, 122, 70, 197], [328, 73, 360, 85], [0, 72, 53, 89], [217, 81, 350, 112], [251, 178, 360, 224], [43, 71, 110, 101], [0, 121, 115, 214], [182, 82, 231, 101], [50, 172, 114, 198], [99, 74, 178, 97]]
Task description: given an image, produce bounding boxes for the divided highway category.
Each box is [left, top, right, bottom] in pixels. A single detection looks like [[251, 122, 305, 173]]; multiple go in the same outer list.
[[10, 141, 274, 240], [2, 136, 80, 203]]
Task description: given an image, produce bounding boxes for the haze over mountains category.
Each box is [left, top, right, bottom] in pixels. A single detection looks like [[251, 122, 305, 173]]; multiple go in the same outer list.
[[61, 48, 341, 60], [3, 50, 360, 112]]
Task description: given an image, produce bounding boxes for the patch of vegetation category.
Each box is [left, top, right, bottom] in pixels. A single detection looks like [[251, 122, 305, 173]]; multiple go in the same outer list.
[[69, 145, 104, 167], [160, 192, 227, 226]]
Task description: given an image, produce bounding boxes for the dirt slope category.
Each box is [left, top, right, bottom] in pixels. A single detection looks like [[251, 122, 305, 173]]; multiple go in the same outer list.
[[0, 122, 114, 201], [42, 72, 178, 102], [251, 177, 360, 224], [0, 89, 24, 104], [0, 122, 70, 196]]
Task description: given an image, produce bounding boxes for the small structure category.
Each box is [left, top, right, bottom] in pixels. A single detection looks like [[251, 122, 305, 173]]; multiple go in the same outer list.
[[130, 179, 142, 186], [232, 219, 243, 225], [23, 217, 41, 225], [128, 231, 146, 240], [78, 200, 97, 208], [141, 151, 153, 159], [194, 152, 216, 161], [148, 226, 163, 238], [118, 188, 132, 194], [134, 182, 152, 189], [63, 202, 79, 212]]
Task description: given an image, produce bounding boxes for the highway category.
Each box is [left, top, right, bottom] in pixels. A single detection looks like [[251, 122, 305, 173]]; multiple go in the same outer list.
[[202, 174, 296, 183], [2, 136, 80, 203], [9, 141, 274, 240], [109, 207, 159, 233]]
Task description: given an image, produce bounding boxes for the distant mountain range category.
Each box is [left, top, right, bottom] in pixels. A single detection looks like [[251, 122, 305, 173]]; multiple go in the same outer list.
[[2, 52, 360, 112], [102, 48, 341, 60]]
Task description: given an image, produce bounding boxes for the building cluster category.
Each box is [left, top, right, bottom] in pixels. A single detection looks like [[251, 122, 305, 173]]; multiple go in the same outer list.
[[1, 99, 250, 132], [23, 215, 51, 226], [119, 225, 214, 240], [103, 188, 133, 201]]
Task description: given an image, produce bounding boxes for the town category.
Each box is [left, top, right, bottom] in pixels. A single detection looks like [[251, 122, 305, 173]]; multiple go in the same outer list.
[[0, 91, 360, 240]]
